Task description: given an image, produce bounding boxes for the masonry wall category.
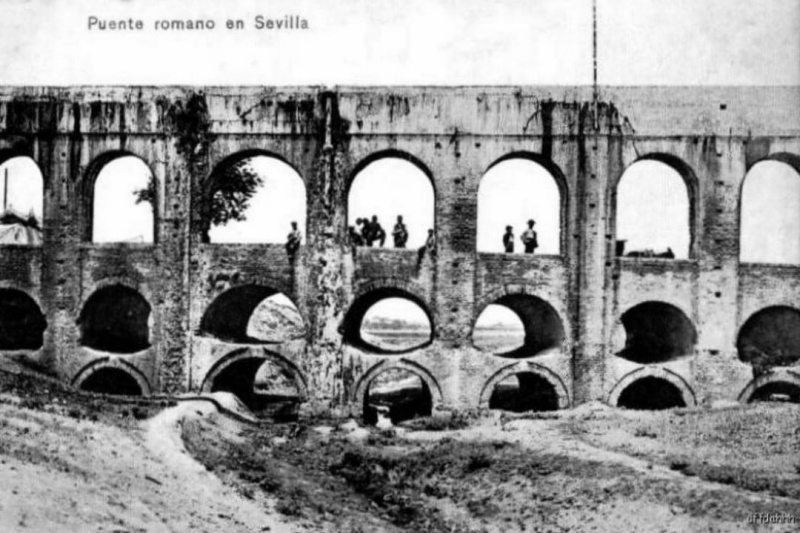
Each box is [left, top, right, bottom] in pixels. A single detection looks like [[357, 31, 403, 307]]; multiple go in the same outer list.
[[0, 85, 799, 414]]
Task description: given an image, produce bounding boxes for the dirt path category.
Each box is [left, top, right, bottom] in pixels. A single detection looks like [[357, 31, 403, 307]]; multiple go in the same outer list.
[[0, 398, 300, 533]]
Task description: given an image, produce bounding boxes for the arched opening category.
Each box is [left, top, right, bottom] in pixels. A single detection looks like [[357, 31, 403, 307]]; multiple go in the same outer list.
[[0, 289, 46, 350], [363, 368, 432, 425], [348, 155, 434, 249], [749, 382, 800, 403], [477, 157, 562, 254], [78, 285, 151, 353], [206, 353, 304, 418], [617, 377, 686, 410], [617, 302, 696, 364], [343, 289, 433, 353], [737, 306, 800, 368], [79, 368, 142, 396], [615, 159, 691, 259], [200, 285, 304, 344], [740, 160, 800, 264], [0, 156, 43, 245], [472, 294, 563, 358], [204, 153, 306, 244], [488, 371, 559, 412], [92, 155, 155, 243]]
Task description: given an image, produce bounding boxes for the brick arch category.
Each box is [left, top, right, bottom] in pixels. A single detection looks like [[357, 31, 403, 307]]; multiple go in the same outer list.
[[200, 283, 306, 343], [737, 369, 800, 403], [352, 358, 443, 409], [0, 144, 35, 166], [474, 285, 565, 325], [737, 305, 800, 367], [71, 357, 152, 396], [0, 285, 47, 351], [200, 347, 308, 400], [78, 276, 150, 312], [342, 281, 434, 354], [608, 367, 697, 408], [207, 148, 306, 185], [610, 153, 699, 259], [0, 281, 43, 310], [80, 150, 158, 242], [208, 272, 296, 306], [479, 361, 570, 409], [77, 283, 152, 354], [346, 149, 435, 193]]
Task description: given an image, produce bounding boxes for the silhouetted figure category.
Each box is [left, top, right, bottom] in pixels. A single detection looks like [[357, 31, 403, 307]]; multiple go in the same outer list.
[[417, 228, 436, 267], [657, 247, 675, 259], [392, 215, 409, 248], [348, 225, 364, 247], [503, 225, 514, 253], [368, 215, 386, 247], [285, 221, 302, 261], [521, 219, 538, 254], [356, 218, 370, 245]]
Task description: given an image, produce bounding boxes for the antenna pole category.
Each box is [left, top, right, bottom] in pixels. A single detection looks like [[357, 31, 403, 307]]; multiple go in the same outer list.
[[592, 0, 599, 130], [3, 167, 7, 212]]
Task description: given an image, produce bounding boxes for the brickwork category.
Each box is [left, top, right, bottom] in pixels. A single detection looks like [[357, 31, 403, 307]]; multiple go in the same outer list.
[[0, 86, 799, 414]]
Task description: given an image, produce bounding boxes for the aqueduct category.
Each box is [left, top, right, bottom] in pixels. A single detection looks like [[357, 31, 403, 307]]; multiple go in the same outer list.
[[1, 85, 799, 416]]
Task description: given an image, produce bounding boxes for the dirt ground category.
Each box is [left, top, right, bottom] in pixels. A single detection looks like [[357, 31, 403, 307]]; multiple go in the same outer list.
[[1, 362, 799, 532]]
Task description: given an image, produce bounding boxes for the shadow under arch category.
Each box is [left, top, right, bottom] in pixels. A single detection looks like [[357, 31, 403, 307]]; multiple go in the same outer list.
[[479, 361, 570, 410], [737, 369, 800, 403], [616, 300, 697, 364], [736, 305, 800, 367], [352, 359, 443, 411], [78, 284, 152, 354], [199, 284, 306, 344], [80, 150, 157, 243], [200, 347, 308, 415], [341, 285, 434, 354], [473, 287, 566, 358], [0, 286, 47, 351], [71, 357, 152, 396], [608, 367, 697, 409], [612, 153, 699, 259]]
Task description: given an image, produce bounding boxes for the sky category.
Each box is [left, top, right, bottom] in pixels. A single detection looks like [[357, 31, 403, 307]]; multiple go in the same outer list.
[[0, 0, 797, 86]]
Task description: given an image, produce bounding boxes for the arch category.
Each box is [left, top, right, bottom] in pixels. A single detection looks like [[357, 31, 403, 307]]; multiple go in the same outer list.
[[203, 150, 306, 244], [478, 153, 566, 255], [737, 306, 800, 367], [616, 301, 697, 364], [72, 358, 151, 396], [738, 370, 800, 403], [0, 155, 44, 246], [739, 154, 800, 265], [347, 150, 435, 249], [85, 151, 156, 244], [614, 155, 696, 259], [479, 362, 570, 410], [342, 286, 434, 354], [472, 291, 565, 359], [353, 359, 442, 425], [200, 348, 307, 414], [0, 287, 46, 350], [199, 284, 305, 343], [608, 367, 696, 409], [78, 284, 151, 354]]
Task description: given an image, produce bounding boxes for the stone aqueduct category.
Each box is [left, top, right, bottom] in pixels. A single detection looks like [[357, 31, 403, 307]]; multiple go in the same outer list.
[[1, 85, 800, 415]]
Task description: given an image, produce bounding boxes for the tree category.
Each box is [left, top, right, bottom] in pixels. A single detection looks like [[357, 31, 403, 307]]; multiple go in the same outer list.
[[133, 159, 264, 238]]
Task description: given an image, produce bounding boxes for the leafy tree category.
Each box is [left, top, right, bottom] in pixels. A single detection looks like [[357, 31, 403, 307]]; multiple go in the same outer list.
[[134, 159, 264, 231]]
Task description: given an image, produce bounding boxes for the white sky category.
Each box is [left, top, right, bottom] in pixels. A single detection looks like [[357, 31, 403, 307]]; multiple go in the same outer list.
[[93, 156, 153, 242], [348, 158, 435, 248], [0, 0, 797, 85], [0, 157, 43, 221], [616, 161, 690, 258], [209, 156, 306, 244], [741, 161, 800, 264], [477, 159, 561, 254]]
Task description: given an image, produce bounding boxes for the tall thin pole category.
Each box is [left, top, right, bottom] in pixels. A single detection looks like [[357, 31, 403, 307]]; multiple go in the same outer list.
[[3, 167, 7, 212], [592, 0, 599, 130]]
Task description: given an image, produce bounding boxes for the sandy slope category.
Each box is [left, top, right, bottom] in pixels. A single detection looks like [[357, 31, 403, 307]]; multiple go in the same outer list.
[[0, 397, 299, 533]]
